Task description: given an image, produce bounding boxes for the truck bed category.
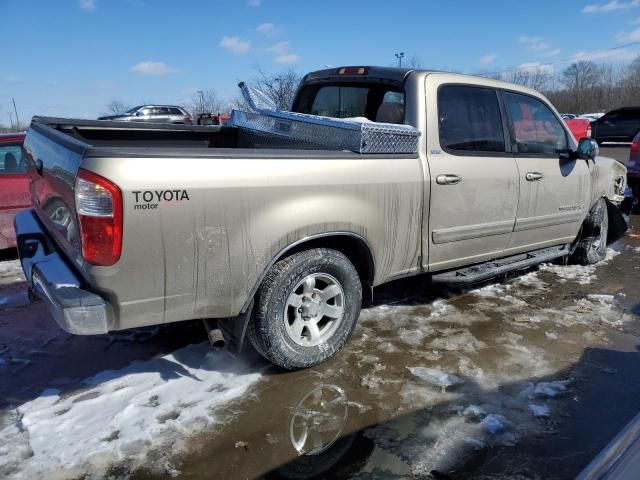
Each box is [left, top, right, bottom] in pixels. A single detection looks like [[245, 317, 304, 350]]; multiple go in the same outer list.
[[32, 117, 418, 158]]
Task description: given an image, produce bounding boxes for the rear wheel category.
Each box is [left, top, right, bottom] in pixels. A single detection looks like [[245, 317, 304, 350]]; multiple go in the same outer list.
[[248, 248, 362, 370], [570, 198, 609, 265]]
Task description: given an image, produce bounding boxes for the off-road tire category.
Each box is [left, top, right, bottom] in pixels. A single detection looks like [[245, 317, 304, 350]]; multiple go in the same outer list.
[[247, 248, 362, 370], [570, 198, 608, 265]]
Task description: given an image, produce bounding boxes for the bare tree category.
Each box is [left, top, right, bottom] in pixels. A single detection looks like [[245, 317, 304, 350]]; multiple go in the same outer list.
[[406, 55, 422, 69], [188, 89, 226, 116], [475, 70, 503, 81], [559, 61, 603, 113], [470, 54, 640, 115], [251, 67, 302, 110], [104, 99, 128, 116]]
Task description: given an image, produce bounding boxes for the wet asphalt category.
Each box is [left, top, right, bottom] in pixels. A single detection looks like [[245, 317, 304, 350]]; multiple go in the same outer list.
[[1, 213, 639, 480]]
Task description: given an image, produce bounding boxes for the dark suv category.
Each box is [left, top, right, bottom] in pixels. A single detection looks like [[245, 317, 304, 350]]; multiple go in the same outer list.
[[98, 105, 192, 124], [591, 106, 640, 145]]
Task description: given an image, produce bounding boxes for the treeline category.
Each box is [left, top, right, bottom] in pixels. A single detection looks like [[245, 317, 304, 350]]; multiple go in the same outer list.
[[480, 56, 640, 115]]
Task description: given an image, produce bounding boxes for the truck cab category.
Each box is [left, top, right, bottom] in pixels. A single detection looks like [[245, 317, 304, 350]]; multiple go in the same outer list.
[[291, 67, 626, 271]]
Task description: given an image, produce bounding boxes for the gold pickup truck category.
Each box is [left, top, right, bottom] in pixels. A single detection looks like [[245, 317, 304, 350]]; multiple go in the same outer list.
[[15, 66, 629, 369]]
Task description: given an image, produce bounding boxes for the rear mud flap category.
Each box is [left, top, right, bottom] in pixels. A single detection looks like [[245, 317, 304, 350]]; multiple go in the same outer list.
[[218, 300, 254, 356]]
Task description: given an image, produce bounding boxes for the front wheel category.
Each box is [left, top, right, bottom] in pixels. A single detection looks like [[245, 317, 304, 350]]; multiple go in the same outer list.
[[570, 198, 609, 265], [248, 248, 362, 370]]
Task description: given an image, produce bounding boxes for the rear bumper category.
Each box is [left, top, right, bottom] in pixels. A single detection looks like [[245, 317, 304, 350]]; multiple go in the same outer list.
[[14, 210, 110, 335]]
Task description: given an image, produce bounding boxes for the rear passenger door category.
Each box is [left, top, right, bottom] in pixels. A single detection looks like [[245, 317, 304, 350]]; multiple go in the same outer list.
[[155, 107, 171, 123], [502, 91, 591, 254], [425, 80, 519, 271]]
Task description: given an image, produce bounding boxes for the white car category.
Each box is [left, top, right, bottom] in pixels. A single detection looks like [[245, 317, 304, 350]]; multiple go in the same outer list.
[[578, 113, 605, 121]]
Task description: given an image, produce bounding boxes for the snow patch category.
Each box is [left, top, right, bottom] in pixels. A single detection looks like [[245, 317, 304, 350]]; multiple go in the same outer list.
[[519, 380, 569, 400], [0, 260, 23, 287], [512, 271, 548, 291], [407, 367, 463, 392], [529, 404, 550, 417], [0, 343, 263, 479], [481, 414, 508, 434], [429, 328, 487, 353], [539, 248, 619, 285]]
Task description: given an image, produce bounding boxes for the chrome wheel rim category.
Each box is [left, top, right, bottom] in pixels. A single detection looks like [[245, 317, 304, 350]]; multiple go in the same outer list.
[[283, 273, 345, 347]]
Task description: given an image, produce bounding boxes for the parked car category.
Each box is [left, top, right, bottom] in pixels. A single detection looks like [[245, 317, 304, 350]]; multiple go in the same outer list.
[[561, 113, 577, 120], [0, 132, 29, 250], [564, 118, 592, 142], [579, 112, 605, 121], [16, 67, 628, 369], [196, 113, 231, 126], [627, 131, 640, 198], [98, 105, 193, 124], [591, 107, 640, 145]]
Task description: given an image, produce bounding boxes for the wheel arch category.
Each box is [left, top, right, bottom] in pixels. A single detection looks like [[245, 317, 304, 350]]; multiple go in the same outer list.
[[240, 232, 375, 313]]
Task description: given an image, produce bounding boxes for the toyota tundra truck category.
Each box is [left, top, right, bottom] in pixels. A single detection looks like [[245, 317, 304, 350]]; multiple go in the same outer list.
[[15, 66, 629, 369]]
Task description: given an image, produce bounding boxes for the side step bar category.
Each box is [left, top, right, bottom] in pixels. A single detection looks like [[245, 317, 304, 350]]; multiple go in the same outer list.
[[431, 245, 570, 285]]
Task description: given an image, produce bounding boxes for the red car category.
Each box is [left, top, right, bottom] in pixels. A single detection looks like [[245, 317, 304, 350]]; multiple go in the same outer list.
[[0, 132, 29, 250], [564, 118, 592, 142]]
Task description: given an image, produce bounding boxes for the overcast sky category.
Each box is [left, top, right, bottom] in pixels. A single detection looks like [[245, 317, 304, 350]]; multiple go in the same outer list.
[[2, 0, 640, 123]]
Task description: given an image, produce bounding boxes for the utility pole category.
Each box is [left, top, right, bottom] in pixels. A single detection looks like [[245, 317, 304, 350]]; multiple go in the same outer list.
[[395, 52, 405, 68], [8, 112, 14, 130], [197, 90, 204, 114], [11, 97, 20, 129]]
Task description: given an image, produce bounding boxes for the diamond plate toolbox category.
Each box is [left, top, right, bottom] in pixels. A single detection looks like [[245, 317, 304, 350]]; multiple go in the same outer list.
[[230, 83, 421, 154]]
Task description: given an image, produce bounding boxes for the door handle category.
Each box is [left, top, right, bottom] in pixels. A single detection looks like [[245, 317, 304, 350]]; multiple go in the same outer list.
[[436, 174, 462, 185], [525, 172, 543, 181]]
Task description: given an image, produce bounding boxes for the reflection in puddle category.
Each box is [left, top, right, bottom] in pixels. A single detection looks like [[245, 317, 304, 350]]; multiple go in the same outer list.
[[289, 384, 348, 455]]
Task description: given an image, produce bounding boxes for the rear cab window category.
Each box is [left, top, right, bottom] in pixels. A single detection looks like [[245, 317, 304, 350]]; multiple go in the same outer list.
[[0, 143, 26, 174], [437, 85, 506, 154], [292, 83, 406, 124]]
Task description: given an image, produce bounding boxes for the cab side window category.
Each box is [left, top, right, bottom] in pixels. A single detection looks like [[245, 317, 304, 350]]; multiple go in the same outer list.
[[503, 92, 567, 155], [438, 85, 506, 153]]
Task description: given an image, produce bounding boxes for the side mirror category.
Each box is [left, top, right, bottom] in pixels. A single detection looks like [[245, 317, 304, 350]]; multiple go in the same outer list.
[[577, 138, 599, 161], [136, 111, 143, 117]]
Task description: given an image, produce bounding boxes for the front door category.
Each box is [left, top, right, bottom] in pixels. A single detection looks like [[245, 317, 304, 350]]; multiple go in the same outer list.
[[501, 91, 591, 254], [425, 80, 519, 271]]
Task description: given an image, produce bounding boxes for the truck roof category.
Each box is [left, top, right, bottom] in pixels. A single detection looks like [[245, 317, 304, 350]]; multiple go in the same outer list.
[[302, 66, 417, 84], [301, 66, 549, 101]]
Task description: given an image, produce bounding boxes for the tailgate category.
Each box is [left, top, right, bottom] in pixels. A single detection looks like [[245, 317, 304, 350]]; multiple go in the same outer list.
[[23, 122, 88, 267]]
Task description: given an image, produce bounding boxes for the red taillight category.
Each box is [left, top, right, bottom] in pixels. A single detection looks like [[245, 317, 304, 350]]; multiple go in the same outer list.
[[75, 169, 123, 266], [337, 67, 368, 75], [185, 115, 192, 121], [631, 140, 639, 153], [587, 126, 592, 138]]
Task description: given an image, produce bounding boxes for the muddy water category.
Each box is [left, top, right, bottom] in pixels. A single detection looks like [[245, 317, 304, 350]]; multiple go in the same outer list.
[[137, 218, 640, 480]]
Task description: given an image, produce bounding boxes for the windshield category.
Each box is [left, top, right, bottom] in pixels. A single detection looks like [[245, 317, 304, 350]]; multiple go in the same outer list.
[[124, 105, 143, 114], [292, 82, 405, 124]]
